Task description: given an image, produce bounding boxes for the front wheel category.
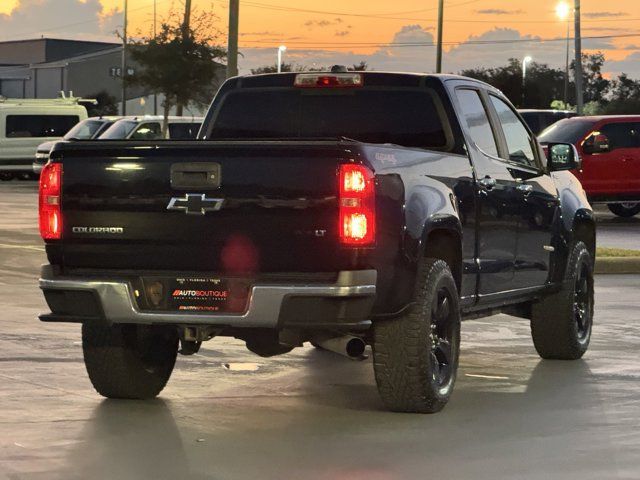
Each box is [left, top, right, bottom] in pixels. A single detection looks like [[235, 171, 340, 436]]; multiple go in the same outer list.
[[372, 258, 461, 413], [82, 323, 178, 399], [607, 202, 640, 218], [530, 241, 594, 359]]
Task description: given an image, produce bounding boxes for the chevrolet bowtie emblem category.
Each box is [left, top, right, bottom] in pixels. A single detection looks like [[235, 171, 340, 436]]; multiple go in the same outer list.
[[167, 194, 225, 215]]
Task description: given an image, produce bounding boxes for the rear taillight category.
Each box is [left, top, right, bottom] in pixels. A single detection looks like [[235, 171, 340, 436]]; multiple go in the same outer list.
[[339, 164, 375, 246], [39, 163, 62, 240]]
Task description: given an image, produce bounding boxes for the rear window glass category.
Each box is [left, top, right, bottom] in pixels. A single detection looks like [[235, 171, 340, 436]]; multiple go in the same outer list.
[[538, 118, 597, 144], [5, 115, 79, 138], [99, 120, 137, 139], [169, 122, 201, 139], [207, 89, 448, 150]]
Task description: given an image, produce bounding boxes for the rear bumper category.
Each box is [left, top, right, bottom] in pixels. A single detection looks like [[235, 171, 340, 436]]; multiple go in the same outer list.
[[39, 265, 376, 330]]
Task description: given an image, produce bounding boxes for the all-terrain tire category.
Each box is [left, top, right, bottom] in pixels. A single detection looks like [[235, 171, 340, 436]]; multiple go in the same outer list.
[[372, 258, 461, 413], [82, 323, 179, 399], [531, 241, 594, 360], [607, 203, 640, 218]]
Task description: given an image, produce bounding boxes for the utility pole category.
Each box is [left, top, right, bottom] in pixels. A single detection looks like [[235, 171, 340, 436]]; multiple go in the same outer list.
[[181, 0, 192, 40], [121, 0, 128, 115], [177, 0, 192, 116], [227, 0, 239, 78], [153, 0, 157, 115], [574, 0, 584, 114], [436, 0, 444, 73]]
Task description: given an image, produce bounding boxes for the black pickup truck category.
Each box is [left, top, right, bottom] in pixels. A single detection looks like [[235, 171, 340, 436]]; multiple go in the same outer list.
[[38, 70, 595, 413]]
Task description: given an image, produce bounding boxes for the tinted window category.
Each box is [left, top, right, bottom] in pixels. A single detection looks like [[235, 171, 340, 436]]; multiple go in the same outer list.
[[63, 119, 106, 140], [520, 112, 541, 135], [130, 122, 162, 140], [169, 122, 201, 139], [455, 89, 498, 156], [209, 89, 448, 150], [539, 118, 597, 144], [490, 96, 536, 167], [600, 122, 640, 150], [5, 115, 79, 138], [99, 120, 137, 139]]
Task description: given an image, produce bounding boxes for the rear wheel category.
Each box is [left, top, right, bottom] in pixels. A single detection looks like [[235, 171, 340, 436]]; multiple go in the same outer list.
[[607, 202, 640, 218], [530, 241, 594, 359], [0, 172, 13, 181], [372, 258, 460, 413], [82, 323, 178, 399]]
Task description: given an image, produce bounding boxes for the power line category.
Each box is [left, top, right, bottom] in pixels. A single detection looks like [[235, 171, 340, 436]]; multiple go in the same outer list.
[[230, 0, 485, 19], [238, 32, 640, 49], [213, 0, 640, 25]]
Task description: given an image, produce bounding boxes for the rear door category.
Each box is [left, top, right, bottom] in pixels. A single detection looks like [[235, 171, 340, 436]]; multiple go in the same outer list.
[[453, 86, 518, 296], [487, 94, 558, 289], [585, 121, 640, 196]]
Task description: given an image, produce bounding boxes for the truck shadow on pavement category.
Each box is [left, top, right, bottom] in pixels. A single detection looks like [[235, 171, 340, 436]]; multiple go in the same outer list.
[[54, 358, 614, 480]]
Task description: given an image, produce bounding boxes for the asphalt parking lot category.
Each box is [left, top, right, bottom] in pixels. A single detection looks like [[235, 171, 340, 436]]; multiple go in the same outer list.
[[1, 181, 639, 480]]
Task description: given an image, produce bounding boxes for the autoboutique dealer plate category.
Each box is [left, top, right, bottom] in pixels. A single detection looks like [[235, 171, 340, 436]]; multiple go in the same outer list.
[[169, 277, 233, 312]]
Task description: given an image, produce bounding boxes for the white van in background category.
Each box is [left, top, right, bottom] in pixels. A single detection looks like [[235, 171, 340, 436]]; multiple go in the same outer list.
[[98, 116, 203, 140], [0, 96, 89, 180]]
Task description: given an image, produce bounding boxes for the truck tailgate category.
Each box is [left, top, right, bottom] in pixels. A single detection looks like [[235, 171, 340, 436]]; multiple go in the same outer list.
[[53, 141, 356, 273]]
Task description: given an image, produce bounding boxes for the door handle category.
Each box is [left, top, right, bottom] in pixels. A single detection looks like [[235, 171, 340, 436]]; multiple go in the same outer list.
[[478, 176, 497, 190], [516, 184, 533, 194]]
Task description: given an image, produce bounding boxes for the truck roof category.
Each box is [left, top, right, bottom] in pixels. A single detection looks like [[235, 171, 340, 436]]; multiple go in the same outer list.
[[233, 71, 498, 91]]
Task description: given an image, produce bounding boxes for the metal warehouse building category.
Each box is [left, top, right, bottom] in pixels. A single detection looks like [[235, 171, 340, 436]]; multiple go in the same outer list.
[[0, 38, 219, 115]]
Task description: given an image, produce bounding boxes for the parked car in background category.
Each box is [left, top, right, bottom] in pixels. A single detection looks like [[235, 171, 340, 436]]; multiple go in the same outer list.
[[33, 116, 120, 174], [519, 109, 578, 135], [98, 116, 203, 140], [0, 96, 88, 180], [539, 115, 640, 217]]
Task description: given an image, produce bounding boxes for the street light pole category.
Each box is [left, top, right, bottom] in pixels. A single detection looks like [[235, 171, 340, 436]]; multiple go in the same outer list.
[[522, 56, 532, 107], [574, 0, 584, 114], [227, 0, 239, 79], [121, 0, 127, 116], [436, 0, 444, 73], [564, 18, 570, 105], [277, 45, 287, 73]]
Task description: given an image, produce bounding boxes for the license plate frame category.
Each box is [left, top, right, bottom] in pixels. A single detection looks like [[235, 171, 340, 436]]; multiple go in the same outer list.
[[168, 276, 232, 312]]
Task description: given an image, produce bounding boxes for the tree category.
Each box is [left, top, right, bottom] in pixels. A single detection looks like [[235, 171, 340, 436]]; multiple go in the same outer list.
[[250, 63, 295, 74], [601, 74, 640, 114], [571, 52, 610, 104], [250, 61, 369, 75], [461, 58, 564, 108], [126, 10, 226, 135], [85, 90, 118, 117]]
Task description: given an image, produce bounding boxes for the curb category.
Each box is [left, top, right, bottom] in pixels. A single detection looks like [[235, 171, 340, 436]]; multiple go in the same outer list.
[[595, 257, 640, 274]]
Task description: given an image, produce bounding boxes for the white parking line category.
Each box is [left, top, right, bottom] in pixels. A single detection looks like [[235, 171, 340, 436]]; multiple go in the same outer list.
[[0, 243, 45, 252]]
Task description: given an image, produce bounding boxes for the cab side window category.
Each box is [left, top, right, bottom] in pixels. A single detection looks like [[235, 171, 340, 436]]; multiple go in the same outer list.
[[455, 89, 499, 157], [489, 96, 537, 168], [599, 122, 640, 150]]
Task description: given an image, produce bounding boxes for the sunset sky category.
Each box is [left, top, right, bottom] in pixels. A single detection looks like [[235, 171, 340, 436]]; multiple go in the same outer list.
[[2, 0, 640, 76]]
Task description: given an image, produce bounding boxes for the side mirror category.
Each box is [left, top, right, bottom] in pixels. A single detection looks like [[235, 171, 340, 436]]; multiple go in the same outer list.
[[546, 142, 582, 171], [582, 133, 610, 154]]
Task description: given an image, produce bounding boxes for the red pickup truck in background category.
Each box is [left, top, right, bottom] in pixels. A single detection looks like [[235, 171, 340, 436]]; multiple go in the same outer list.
[[539, 115, 640, 217]]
